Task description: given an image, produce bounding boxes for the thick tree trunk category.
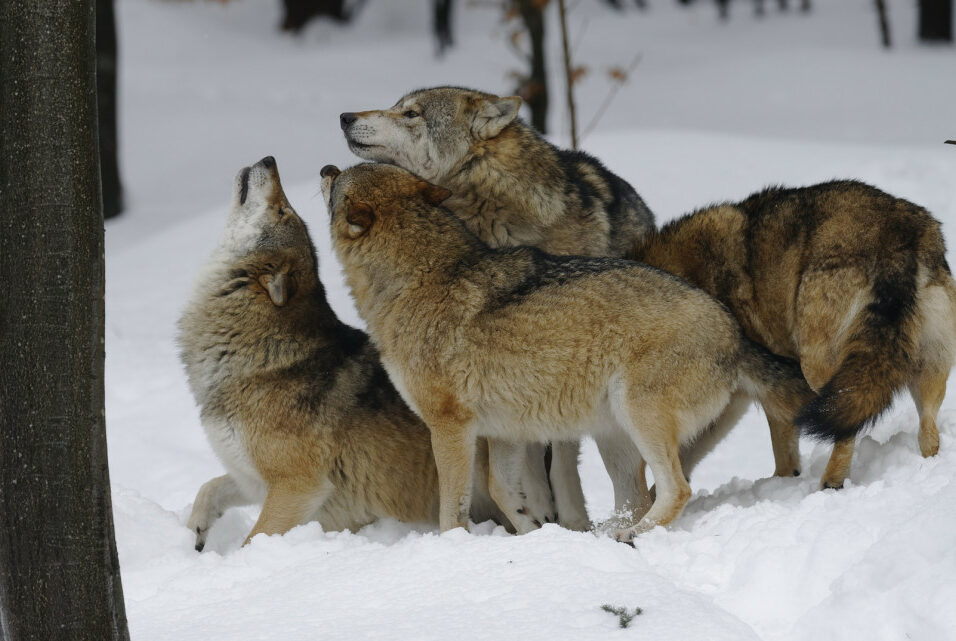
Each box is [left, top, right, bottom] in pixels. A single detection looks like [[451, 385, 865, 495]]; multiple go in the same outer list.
[[97, 0, 123, 219], [918, 0, 953, 42], [0, 2, 130, 640], [516, 0, 548, 134]]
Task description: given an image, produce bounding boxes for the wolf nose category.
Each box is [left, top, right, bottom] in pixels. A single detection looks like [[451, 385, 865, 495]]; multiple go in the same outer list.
[[340, 112, 357, 130], [259, 156, 276, 169]]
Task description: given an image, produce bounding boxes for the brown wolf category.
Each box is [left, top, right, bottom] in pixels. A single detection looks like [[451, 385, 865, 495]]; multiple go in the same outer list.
[[179, 157, 503, 550], [320, 162, 813, 541], [634, 180, 956, 488], [339, 86, 657, 527]]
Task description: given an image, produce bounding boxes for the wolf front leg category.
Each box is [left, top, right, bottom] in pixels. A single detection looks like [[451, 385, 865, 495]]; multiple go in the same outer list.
[[188, 474, 252, 552], [244, 478, 332, 545], [429, 421, 477, 532], [488, 439, 545, 534], [549, 440, 591, 531]]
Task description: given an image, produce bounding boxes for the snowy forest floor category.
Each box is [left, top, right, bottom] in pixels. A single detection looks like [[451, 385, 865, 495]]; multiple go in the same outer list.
[[106, 1, 956, 639]]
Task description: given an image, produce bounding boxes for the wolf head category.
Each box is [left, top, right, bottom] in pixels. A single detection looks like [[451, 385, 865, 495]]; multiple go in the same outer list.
[[216, 156, 318, 308], [339, 87, 522, 182]]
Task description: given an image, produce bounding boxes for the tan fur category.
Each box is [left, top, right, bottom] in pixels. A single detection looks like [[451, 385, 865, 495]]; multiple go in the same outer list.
[[341, 86, 656, 529], [322, 163, 806, 541], [179, 158, 503, 550], [635, 180, 955, 488]]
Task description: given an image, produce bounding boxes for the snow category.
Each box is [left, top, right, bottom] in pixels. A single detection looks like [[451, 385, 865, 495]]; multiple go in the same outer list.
[[106, 1, 956, 639]]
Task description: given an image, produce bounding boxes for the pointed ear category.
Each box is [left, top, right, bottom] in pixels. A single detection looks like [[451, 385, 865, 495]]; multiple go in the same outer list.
[[416, 180, 452, 206], [259, 271, 288, 307], [345, 201, 375, 238], [472, 96, 522, 140]]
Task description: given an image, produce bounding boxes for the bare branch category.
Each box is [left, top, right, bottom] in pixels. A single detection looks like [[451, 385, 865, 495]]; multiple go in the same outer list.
[[582, 52, 643, 141]]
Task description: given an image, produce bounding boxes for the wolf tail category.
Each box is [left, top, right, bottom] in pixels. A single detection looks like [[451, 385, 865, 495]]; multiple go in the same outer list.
[[794, 264, 921, 443], [737, 339, 816, 425]]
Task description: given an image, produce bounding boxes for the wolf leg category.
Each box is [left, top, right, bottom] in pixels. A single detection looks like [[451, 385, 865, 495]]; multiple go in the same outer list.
[[594, 429, 648, 518], [548, 440, 591, 531], [820, 439, 855, 489], [430, 424, 476, 532], [909, 366, 947, 458], [768, 415, 802, 477], [520, 442, 557, 525], [611, 409, 689, 543], [188, 474, 251, 552], [488, 439, 543, 534], [244, 479, 331, 545]]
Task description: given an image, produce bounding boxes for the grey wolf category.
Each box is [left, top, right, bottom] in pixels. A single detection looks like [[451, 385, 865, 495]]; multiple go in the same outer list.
[[634, 180, 956, 488], [321, 162, 813, 541], [179, 157, 503, 550], [339, 86, 657, 527]]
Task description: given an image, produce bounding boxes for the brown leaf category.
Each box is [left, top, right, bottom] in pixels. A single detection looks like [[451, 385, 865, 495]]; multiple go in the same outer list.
[[570, 65, 589, 85], [608, 66, 628, 83], [510, 29, 524, 48], [531, 0, 551, 9]]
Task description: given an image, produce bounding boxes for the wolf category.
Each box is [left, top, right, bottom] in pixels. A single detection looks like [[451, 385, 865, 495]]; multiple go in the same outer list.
[[633, 180, 956, 488], [179, 156, 505, 550], [339, 85, 656, 527], [321, 162, 814, 541]]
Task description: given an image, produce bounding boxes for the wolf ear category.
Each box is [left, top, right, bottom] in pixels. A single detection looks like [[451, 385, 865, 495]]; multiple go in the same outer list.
[[259, 271, 290, 307], [472, 96, 522, 140], [416, 180, 452, 206], [345, 201, 375, 238]]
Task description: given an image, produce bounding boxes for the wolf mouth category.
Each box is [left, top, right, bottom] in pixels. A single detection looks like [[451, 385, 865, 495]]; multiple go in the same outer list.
[[347, 139, 377, 150], [239, 167, 251, 205]]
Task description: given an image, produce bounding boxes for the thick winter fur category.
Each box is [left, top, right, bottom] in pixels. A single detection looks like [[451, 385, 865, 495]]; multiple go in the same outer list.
[[634, 180, 956, 488], [340, 86, 656, 527], [178, 157, 502, 550], [321, 162, 812, 541], [340, 86, 655, 258]]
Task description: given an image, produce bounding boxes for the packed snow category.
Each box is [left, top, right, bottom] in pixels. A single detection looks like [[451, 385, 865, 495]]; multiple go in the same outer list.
[[106, 1, 956, 639]]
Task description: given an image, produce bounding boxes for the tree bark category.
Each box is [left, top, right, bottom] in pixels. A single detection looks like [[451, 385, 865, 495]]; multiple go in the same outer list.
[[875, 0, 892, 48], [0, 2, 131, 640], [433, 0, 454, 56], [97, 0, 123, 219], [515, 0, 548, 134], [918, 0, 953, 42]]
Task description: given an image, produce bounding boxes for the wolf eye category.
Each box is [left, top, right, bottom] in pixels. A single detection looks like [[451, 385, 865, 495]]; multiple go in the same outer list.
[[403, 110, 420, 119]]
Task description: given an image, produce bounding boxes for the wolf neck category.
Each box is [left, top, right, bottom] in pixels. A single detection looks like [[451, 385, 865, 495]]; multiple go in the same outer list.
[[441, 123, 564, 249], [349, 209, 486, 337]]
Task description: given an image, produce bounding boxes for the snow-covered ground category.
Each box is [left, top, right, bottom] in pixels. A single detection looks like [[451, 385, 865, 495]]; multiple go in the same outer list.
[[106, 1, 956, 639]]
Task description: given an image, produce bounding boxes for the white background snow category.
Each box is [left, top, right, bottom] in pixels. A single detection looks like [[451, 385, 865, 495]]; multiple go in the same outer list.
[[105, 1, 956, 639]]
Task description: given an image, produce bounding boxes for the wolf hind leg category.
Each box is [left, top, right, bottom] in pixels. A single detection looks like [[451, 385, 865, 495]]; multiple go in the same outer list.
[[610, 408, 691, 544], [594, 428, 650, 520], [548, 440, 591, 531], [910, 366, 948, 458], [188, 474, 251, 552]]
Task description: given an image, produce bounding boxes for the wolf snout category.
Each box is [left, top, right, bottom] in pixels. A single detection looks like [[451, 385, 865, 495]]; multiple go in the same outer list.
[[259, 156, 276, 169], [320, 165, 341, 179], [340, 113, 357, 130]]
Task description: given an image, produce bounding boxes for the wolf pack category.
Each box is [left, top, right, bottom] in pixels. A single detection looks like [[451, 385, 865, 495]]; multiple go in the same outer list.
[[180, 86, 955, 549]]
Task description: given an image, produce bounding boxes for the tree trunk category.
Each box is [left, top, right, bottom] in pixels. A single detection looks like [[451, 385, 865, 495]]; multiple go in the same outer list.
[[97, 0, 123, 219], [0, 2, 131, 640], [918, 0, 953, 42], [433, 0, 454, 56], [516, 0, 548, 134], [875, 0, 892, 48], [557, 0, 578, 149]]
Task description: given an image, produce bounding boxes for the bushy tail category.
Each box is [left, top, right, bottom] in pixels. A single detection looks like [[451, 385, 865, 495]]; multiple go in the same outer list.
[[738, 339, 816, 423], [795, 267, 920, 442]]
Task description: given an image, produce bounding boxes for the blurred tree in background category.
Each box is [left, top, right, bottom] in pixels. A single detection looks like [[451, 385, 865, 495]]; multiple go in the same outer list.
[[918, 0, 953, 42]]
